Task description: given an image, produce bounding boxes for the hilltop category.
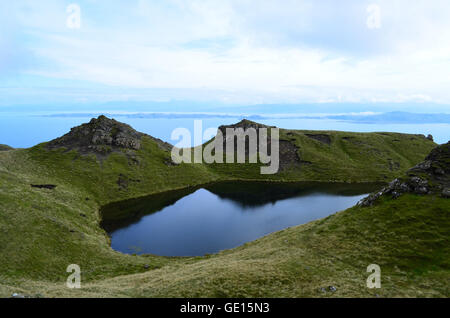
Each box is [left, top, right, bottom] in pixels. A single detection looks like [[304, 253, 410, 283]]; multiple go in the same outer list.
[[207, 118, 437, 182], [46, 115, 172, 157], [0, 116, 447, 298], [0, 144, 14, 151]]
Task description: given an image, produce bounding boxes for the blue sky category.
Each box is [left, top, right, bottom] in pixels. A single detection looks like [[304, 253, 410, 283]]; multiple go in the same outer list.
[[1, 0, 450, 112]]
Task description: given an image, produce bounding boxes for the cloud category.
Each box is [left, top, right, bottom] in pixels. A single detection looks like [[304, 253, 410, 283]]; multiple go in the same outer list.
[[2, 0, 450, 108]]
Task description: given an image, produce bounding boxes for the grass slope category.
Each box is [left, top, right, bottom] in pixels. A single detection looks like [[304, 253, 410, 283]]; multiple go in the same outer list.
[[0, 144, 14, 151], [0, 119, 446, 297], [206, 128, 436, 182]]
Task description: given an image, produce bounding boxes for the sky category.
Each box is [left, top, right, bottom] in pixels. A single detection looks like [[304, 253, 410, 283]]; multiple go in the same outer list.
[[1, 0, 450, 112]]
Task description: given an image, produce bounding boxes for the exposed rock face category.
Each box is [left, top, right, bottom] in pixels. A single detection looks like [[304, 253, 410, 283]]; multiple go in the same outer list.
[[442, 188, 450, 198], [217, 120, 273, 157], [46, 115, 171, 156], [359, 141, 450, 206], [218, 119, 273, 133], [47, 115, 144, 154], [217, 119, 305, 171]]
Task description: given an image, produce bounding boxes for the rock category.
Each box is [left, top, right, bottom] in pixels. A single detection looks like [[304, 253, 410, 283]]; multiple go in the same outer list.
[[434, 167, 445, 175], [47, 115, 144, 152], [11, 293, 26, 298], [319, 287, 327, 293], [217, 119, 305, 171], [164, 158, 179, 166], [360, 142, 450, 206], [46, 115, 172, 158], [144, 264, 150, 270], [328, 286, 337, 292], [442, 188, 450, 198], [388, 178, 401, 189], [413, 160, 432, 171], [392, 191, 401, 199], [427, 134, 434, 141], [415, 186, 429, 194], [399, 183, 410, 192]]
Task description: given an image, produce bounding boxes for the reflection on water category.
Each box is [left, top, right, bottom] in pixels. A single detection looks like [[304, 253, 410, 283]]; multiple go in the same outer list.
[[101, 181, 382, 256]]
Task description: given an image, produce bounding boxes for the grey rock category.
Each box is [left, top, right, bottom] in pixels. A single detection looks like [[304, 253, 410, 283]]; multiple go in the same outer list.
[[328, 286, 337, 292], [442, 188, 450, 198], [399, 183, 410, 192], [388, 178, 400, 189], [359, 142, 450, 207], [392, 191, 401, 199], [46, 115, 172, 157], [415, 186, 429, 194], [415, 160, 432, 170]]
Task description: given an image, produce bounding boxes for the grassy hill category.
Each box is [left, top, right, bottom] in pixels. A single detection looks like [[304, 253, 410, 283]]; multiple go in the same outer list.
[[205, 120, 436, 182], [0, 116, 447, 298], [0, 144, 14, 151]]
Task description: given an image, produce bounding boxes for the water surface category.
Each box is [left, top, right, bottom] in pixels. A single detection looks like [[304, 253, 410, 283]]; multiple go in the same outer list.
[[101, 182, 381, 256], [1, 113, 449, 148]]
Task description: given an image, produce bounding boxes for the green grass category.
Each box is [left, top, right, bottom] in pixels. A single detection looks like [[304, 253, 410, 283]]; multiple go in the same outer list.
[[0, 144, 14, 151], [0, 126, 447, 298], [205, 129, 436, 182]]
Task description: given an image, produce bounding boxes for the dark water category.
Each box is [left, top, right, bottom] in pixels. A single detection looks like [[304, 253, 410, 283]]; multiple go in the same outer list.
[[101, 182, 381, 256]]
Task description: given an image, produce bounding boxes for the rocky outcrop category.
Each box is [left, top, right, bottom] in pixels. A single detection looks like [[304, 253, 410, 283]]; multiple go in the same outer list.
[[359, 141, 450, 206], [218, 119, 274, 134], [46, 115, 171, 157], [217, 119, 306, 171]]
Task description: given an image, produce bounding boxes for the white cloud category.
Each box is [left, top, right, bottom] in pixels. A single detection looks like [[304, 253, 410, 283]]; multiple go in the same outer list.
[[3, 0, 450, 108]]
